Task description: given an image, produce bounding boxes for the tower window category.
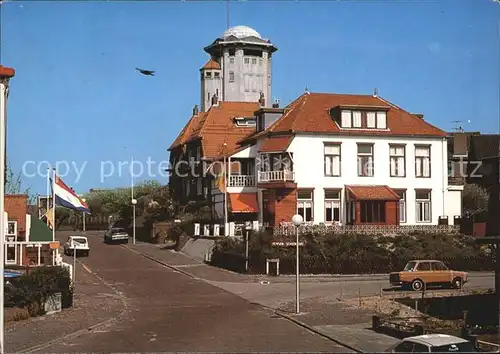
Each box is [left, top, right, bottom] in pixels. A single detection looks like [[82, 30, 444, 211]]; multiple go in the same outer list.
[[229, 71, 234, 83], [252, 58, 257, 65], [228, 49, 235, 56], [214, 72, 220, 78], [259, 58, 263, 65], [205, 72, 212, 78], [229, 57, 234, 64], [243, 49, 263, 57], [244, 58, 250, 64]]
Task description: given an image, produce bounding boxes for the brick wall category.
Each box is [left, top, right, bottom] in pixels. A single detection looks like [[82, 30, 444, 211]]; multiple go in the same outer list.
[[273, 188, 297, 226], [5, 194, 28, 239]]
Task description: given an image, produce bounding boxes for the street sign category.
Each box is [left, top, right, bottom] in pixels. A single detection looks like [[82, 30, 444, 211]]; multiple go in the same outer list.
[[271, 241, 305, 247]]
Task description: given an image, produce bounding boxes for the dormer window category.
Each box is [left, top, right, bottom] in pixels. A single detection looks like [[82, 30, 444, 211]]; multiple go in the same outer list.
[[234, 117, 256, 127], [338, 109, 388, 129]]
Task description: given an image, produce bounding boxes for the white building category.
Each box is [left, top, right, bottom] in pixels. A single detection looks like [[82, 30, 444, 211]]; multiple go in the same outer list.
[[169, 26, 463, 228]]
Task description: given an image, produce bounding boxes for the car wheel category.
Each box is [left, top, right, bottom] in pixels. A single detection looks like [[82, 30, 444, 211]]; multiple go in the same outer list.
[[411, 279, 424, 291], [452, 277, 463, 289]]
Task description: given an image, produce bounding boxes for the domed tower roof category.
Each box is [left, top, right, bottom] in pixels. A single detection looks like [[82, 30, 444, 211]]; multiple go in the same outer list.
[[221, 26, 262, 40]]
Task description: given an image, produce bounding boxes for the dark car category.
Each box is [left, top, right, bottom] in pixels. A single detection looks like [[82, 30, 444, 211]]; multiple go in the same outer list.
[[104, 228, 129, 244]]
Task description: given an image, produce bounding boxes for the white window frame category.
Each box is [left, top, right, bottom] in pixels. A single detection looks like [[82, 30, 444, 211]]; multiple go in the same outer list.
[[376, 111, 387, 129], [324, 190, 341, 223], [297, 190, 313, 222], [396, 190, 406, 223], [357, 144, 374, 177], [415, 145, 431, 178], [390, 145, 406, 177], [416, 190, 432, 223], [229, 57, 235, 64], [324, 144, 341, 177], [6, 221, 17, 237], [352, 111, 362, 128], [341, 110, 352, 128], [229, 71, 235, 83]]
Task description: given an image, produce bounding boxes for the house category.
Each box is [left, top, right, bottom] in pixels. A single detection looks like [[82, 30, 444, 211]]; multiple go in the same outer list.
[[466, 134, 500, 236], [168, 26, 462, 228]]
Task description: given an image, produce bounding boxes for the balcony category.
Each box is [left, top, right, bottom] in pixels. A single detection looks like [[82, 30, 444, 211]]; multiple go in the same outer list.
[[257, 170, 296, 189], [228, 175, 255, 187]]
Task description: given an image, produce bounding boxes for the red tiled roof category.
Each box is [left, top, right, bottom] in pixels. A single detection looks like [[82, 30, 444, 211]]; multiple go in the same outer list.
[[0, 65, 15, 78], [201, 59, 221, 70], [346, 185, 400, 201], [169, 101, 260, 159], [240, 92, 446, 144], [259, 135, 294, 153]]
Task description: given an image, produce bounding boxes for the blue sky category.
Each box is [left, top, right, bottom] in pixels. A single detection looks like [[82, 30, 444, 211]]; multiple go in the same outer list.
[[1, 0, 499, 196]]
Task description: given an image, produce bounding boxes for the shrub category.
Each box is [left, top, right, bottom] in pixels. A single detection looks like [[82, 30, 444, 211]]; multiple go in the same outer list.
[[5, 307, 30, 322]]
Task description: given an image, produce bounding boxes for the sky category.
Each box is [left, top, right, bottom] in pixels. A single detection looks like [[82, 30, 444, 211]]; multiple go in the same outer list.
[[1, 0, 499, 196]]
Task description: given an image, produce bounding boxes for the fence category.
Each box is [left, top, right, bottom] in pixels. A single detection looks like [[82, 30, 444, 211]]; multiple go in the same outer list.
[[210, 253, 494, 275], [56, 215, 110, 231], [271, 224, 460, 236]]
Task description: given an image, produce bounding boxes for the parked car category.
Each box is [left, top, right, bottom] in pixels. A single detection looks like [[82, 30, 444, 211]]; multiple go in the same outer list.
[[385, 334, 476, 352], [104, 227, 129, 244], [63, 236, 90, 257], [389, 260, 468, 291]]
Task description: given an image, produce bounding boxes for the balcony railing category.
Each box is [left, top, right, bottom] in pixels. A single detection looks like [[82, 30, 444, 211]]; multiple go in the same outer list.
[[228, 175, 255, 187], [258, 170, 295, 183]]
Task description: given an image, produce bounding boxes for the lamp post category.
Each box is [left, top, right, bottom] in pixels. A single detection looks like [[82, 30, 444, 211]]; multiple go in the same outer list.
[[291, 214, 303, 314], [81, 198, 86, 232], [131, 198, 137, 245], [244, 222, 252, 273]]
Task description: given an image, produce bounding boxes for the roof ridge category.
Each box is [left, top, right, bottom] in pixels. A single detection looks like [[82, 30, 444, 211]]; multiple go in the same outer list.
[[290, 94, 309, 132]]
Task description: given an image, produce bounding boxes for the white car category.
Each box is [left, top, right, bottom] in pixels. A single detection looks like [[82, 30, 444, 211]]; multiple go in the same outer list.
[[386, 334, 476, 352], [63, 236, 90, 257]]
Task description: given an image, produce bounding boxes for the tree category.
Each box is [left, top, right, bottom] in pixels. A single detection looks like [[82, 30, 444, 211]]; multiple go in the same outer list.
[[5, 161, 36, 204], [462, 183, 489, 215]]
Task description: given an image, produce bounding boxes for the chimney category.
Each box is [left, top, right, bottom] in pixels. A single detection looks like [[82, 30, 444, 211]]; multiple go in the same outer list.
[[259, 92, 265, 107], [193, 104, 199, 116], [211, 90, 219, 106], [373, 88, 378, 97], [414, 113, 424, 120], [272, 98, 280, 108]]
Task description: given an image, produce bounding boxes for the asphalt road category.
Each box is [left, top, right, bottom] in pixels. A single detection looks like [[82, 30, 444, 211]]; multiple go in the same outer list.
[[44, 232, 351, 353]]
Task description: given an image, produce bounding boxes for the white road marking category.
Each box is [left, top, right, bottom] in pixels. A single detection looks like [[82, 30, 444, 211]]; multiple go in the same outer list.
[[81, 263, 92, 274]]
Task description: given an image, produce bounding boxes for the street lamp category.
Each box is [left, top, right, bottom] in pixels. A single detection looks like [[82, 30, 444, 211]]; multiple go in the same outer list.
[[131, 198, 137, 245], [291, 214, 303, 314], [81, 198, 86, 232], [244, 222, 252, 272]]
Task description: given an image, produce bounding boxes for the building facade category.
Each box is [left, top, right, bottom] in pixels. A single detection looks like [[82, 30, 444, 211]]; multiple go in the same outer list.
[[169, 26, 463, 228]]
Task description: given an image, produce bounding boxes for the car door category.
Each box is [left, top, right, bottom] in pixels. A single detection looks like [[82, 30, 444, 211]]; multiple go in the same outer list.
[[431, 261, 451, 285], [414, 261, 432, 286], [412, 343, 430, 352]]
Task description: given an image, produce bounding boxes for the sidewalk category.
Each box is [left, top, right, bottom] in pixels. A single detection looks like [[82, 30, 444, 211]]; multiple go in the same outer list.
[[5, 260, 125, 353], [122, 242, 401, 352]]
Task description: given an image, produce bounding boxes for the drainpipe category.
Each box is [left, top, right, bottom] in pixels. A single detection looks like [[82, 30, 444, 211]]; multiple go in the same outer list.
[[441, 138, 446, 218]]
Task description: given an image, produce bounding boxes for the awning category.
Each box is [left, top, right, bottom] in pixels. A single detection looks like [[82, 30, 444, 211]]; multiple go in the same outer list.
[[229, 193, 259, 213], [346, 185, 400, 201]]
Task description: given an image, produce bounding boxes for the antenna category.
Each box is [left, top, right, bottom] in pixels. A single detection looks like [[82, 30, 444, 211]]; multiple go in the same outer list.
[[226, 0, 230, 29], [452, 120, 464, 133]]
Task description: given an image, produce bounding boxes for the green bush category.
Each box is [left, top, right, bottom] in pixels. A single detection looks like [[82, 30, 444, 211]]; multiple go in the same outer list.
[[6, 266, 72, 315]]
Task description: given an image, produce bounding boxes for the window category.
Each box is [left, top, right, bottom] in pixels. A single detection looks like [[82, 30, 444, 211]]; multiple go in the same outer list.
[[229, 71, 235, 83], [252, 58, 257, 65], [324, 144, 341, 176], [390, 145, 405, 177], [297, 190, 313, 222], [244, 57, 250, 64], [360, 201, 385, 223], [431, 261, 448, 271], [393, 341, 414, 353], [205, 72, 212, 78], [395, 190, 406, 223], [366, 112, 376, 128], [352, 111, 362, 128], [357, 144, 374, 177], [7, 221, 17, 236], [259, 58, 263, 65], [229, 57, 234, 64], [416, 262, 431, 271], [324, 190, 341, 223], [197, 178, 202, 195], [214, 72, 220, 78], [196, 146, 201, 161], [412, 343, 429, 353], [341, 110, 351, 128], [415, 146, 431, 177], [416, 190, 431, 222], [376, 111, 387, 129]]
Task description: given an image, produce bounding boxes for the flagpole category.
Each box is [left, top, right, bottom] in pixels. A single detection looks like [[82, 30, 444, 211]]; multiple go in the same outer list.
[[223, 154, 228, 235], [52, 168, 56, 242], [0, 77, 7, 354], [46, 167, 50, 218]]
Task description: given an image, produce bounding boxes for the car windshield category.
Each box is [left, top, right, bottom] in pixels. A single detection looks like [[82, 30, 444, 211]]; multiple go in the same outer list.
[[72, 237, 87, 244], [403, 261, 417, 271], [431, 342, 475, 352], [112, 228, 126, 234]]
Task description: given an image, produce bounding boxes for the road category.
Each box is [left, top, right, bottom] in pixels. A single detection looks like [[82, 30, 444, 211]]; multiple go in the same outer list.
[[45, 232, 351, 353]]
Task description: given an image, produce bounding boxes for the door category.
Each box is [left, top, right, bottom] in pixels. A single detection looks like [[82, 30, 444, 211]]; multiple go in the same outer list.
[[5, 244, 17, 265], [414, 261, 433, 286]]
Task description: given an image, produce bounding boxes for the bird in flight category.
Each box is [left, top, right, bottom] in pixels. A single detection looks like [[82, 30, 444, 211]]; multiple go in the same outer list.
[[135, 67, 155, 76]]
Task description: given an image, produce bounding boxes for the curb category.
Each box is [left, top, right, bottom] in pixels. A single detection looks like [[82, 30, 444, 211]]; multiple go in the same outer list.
[[17, 257, 129, 354], [121, 245, 361, 352]]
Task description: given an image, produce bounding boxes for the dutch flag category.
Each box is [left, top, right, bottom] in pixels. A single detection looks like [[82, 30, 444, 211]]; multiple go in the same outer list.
[[51, 175, 90, 214]]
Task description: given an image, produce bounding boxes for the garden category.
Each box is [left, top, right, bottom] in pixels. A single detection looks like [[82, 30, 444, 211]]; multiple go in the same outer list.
[[209, 230, 494, 274]]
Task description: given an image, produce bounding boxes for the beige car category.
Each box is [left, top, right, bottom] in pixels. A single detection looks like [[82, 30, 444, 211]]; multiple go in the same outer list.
[[389, 260, 468, 291]]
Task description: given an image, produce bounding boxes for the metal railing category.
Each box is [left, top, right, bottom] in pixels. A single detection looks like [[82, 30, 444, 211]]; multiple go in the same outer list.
[[258, 170, 295, 183], [228, 175, 256, 187]]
